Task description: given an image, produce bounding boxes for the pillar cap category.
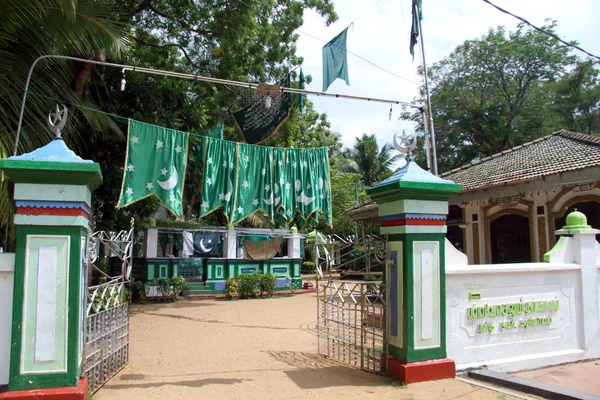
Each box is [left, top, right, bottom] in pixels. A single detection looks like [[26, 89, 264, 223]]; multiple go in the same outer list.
[[556, 210, 598, 235], [367, 161, 460, 202], [0, 137, 102, 190]]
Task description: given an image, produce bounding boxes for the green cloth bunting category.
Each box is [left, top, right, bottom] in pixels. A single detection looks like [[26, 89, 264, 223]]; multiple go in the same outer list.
[[199, 137, 238, 219], [200, 137, 332, 228], [118, 120, 188, 217], [322, 28, 349, 92], [203, 122, 224, 139]]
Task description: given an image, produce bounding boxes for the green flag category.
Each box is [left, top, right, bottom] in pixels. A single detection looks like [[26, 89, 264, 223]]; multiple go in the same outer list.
[[299, 68, 305, 114], [231, 144, 274, 224], [199, 137, 237, 220], [203, 122, 224, 139], [118, 120, 188, 218], [322, 28, 349, 92], [410, 0, 423, 59]]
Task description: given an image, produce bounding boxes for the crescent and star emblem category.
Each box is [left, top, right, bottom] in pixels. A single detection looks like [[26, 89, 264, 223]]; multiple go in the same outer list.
[[47, 104, 68, 138], [157, 166, 179, 190], [393, 130, 417, 159]]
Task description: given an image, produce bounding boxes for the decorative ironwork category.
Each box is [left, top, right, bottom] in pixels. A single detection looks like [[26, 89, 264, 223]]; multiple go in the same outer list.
[[87, 279, 126, 317], [317, 280, 388, 374], [89, 218, 134, 279], [310, 233, 388, 277], [83, 302, 129, 393]]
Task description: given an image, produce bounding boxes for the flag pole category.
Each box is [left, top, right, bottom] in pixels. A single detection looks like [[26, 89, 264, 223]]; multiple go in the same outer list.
[[415, 2, 438, 175]]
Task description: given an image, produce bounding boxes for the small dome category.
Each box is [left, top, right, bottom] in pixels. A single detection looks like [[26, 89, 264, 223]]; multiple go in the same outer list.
[[563, 210, 591, 230]]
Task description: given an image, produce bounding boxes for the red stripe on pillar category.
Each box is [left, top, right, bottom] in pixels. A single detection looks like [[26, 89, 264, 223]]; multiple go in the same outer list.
[[16, 207, 88, 217], [382, 218, 445, 227]]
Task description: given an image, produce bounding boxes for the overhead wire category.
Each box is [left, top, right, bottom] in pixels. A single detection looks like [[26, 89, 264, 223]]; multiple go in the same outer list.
[[482, 0, 600, 61], [236, 0, 417, 85]]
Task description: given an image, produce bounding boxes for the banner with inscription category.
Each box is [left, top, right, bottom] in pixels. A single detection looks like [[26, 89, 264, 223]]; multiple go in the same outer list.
[[231, 89, 292, 145]]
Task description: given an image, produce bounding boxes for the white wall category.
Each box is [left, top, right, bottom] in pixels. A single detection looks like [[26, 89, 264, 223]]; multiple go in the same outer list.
[[445, 232, 600, 372], [0, 253, 15, 385]]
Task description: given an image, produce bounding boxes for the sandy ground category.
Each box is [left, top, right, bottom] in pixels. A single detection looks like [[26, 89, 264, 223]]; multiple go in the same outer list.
[[95, 293, 522, 400]]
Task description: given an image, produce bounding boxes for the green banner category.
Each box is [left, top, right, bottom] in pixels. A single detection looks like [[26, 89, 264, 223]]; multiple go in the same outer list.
[[118, 120, 188, 217], [203, 122, 224, 139], [200, 137, 332, 228], [322, 28, 349, 92]]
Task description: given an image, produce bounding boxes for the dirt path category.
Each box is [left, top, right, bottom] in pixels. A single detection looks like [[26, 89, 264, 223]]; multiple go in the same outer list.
[[95, 293, 520, 399]]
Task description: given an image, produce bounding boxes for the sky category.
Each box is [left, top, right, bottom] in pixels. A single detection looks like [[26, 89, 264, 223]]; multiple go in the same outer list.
[[295, 0, 600, 162]]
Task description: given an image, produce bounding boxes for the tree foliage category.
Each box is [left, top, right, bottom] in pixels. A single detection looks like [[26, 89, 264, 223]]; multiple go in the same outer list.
[[403, 22, 578, 172], [341, 134, 400, 186]]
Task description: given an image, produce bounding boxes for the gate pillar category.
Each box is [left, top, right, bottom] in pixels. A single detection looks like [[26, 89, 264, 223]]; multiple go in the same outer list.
[[0, 115, 102, 398], [368, 161, 460, 384]]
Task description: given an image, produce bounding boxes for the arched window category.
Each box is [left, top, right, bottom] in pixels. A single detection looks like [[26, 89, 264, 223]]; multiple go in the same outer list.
[[491, 214, 530, 263]]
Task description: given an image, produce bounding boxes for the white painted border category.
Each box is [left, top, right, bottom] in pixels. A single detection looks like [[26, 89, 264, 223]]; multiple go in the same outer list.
[[21, 234, 70, 375]]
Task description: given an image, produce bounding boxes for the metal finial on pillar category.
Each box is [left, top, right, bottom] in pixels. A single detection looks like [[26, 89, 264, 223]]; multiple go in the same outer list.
[[393, 129, 417, 161], [47, 104, 68, 139]]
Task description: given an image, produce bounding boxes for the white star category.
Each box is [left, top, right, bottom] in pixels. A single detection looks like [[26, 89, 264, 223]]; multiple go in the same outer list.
[[285, 182, 291, 190], [130, 136, 139, 144], [286, 158, 290, 164], [218, 193, 224, 200], [229, 162, 234, 169], [169, 194, 176, 203], [207, 157, 213, 164], [303, 161, 308, 167], [207, 178, 213, 186], [175, 146, 183, 153], [161, 168, 168, 175], [292, 162, 297, 168], [244, 155, 249, 163], [261, 168, 266, 176], [252, 199, 259, 207], [237, 206, 244, 214], [279, 178, 285, 185], [278, 161, 283, 167], [242, 181, 249, 189], [307, 183, 312, 189], [146, 182, 154, 190], [265, 184, 270, 191], [222, 161, 227, 168], [201, 201, 209, 210], [127, 164, 135, 172], [156, 140, 163, 149], [286, 209, 292, 216], [126, 187, 133, 196]]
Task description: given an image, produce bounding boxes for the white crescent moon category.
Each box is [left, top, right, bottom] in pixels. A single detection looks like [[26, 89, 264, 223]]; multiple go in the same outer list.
[[199, 239, 213, 253], [157, 167, 179, 190], [393, 133, 409, 153], [296, 191, 316, 206], [224, 180, 233, 201]]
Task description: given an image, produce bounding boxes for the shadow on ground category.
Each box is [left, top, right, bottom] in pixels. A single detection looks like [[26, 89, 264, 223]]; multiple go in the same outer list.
[[102, 377, 249, 390], [266, 351, 388, 390]]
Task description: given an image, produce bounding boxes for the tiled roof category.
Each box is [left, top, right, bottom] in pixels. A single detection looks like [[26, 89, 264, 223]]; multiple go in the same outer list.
[[440, 130, 600, 192]]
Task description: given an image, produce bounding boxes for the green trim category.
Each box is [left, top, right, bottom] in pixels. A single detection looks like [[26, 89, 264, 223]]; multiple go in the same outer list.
[[388, 233, 448, 363], [9, 225, 85, 391], [0, 160, 102, 190], [368, 181, 460, 203], [544, 236, 569, 262]]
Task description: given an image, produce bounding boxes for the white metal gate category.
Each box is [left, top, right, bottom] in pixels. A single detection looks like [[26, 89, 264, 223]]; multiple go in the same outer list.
[[317, 280, 388, 373], [83, 221, 133, 393]]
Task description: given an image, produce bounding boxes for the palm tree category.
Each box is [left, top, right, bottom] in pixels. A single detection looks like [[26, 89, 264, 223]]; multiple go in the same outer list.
[[342, 134, 400, 186], [0, 0, 131, 248]]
